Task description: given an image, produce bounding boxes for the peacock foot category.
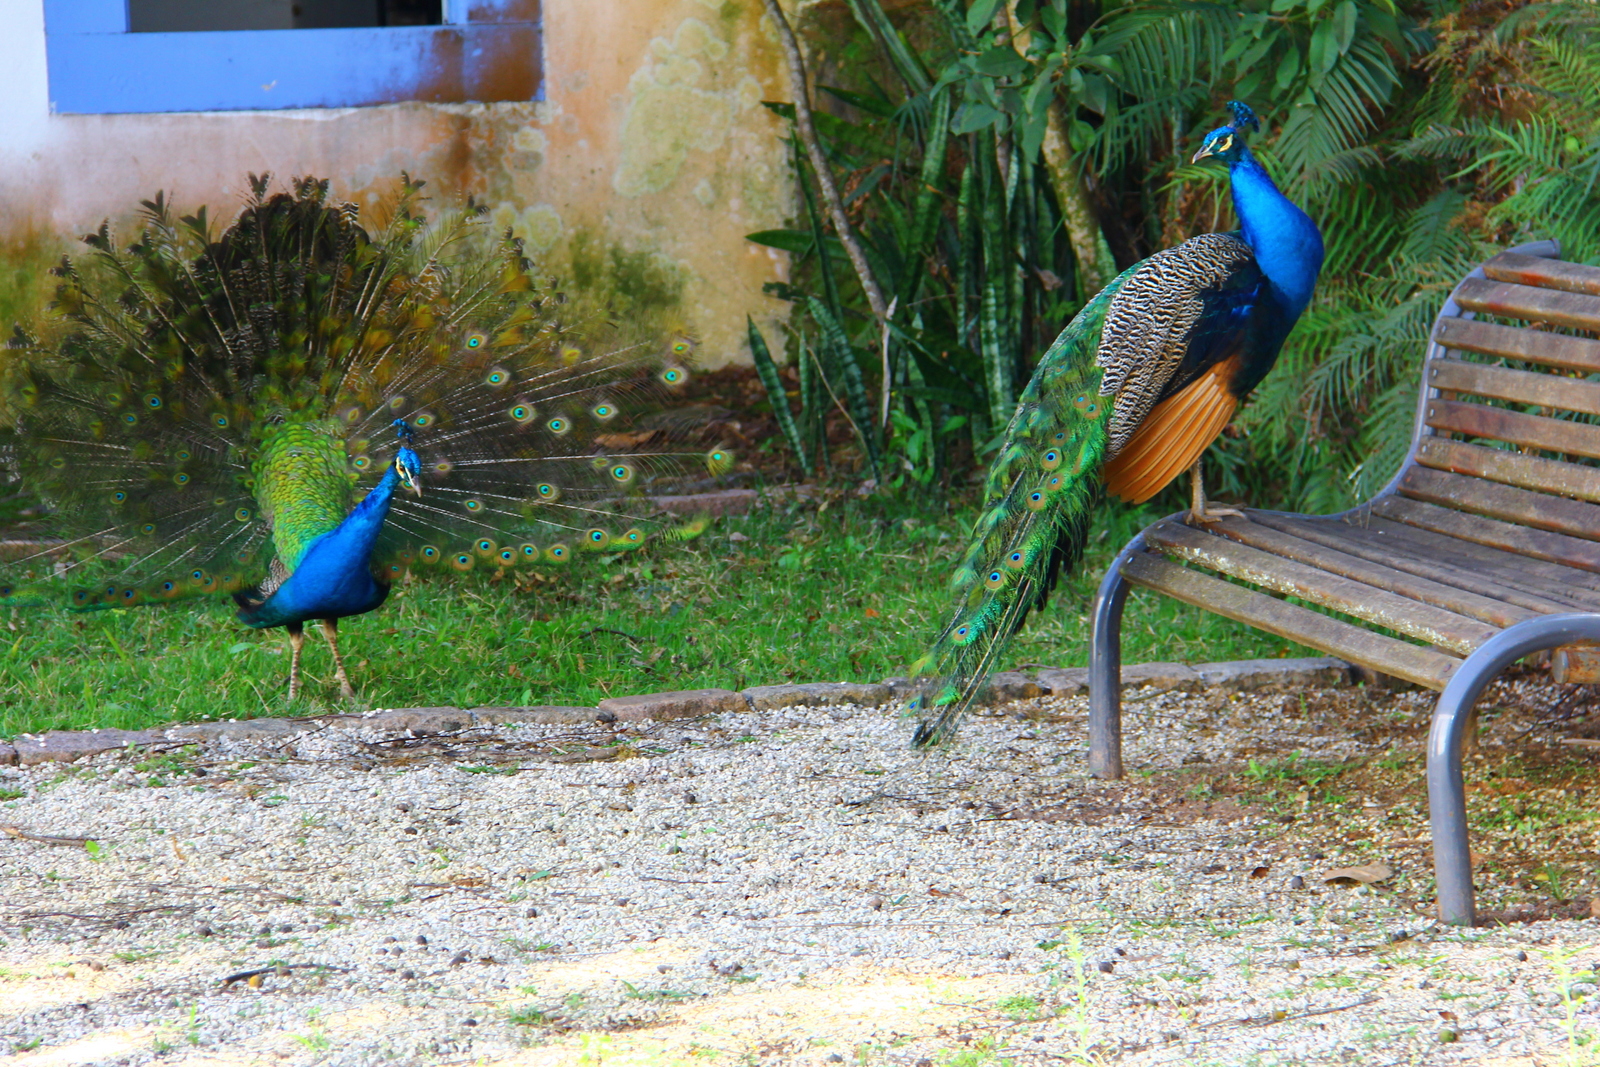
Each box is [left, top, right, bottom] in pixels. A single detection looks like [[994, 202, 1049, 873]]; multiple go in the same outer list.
[[1187, 503, 1245, 525], [1187, 461, 1244, 525]]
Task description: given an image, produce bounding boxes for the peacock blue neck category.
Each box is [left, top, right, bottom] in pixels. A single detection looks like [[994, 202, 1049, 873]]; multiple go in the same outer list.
[[1229, 149, 1324, 319], [333, 462, 402, 563]]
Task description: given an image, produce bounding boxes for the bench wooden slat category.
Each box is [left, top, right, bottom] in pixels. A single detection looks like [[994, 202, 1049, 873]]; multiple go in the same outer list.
[[1415, 438, 1600, 504], [1373, 496, 1600, 574], [1454, 276, 1600, 332], [1203, 516, 1538, 629], [1247, 512, 1600, 613], [1435, 318, 1600, 374], [1353, 513, 1600, 600], [1484, 252, 1600, 296], [1143, 520, 1500, 655], [1398, 466, 1600, 543], [1425, 398, 1600, 460], [1122, 552, 1461, 690], [1429, 357, 1600, 417]]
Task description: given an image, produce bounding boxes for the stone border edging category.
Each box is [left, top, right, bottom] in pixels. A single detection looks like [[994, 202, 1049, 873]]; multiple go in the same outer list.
[[0, 657, 1352, 767]]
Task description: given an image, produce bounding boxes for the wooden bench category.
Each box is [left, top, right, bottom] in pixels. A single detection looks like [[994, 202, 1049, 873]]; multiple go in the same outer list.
[[1087, 240, 1600, 925]]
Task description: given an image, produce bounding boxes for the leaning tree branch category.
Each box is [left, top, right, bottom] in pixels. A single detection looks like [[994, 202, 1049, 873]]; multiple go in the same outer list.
[[762, 0, 891, 331]]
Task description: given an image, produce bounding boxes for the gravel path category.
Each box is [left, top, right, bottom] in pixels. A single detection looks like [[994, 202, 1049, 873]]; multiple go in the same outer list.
[[1, 686, 1596, 1066]]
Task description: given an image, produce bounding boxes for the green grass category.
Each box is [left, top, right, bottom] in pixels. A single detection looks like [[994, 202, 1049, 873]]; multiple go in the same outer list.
[[0, 494, 1308, 737]]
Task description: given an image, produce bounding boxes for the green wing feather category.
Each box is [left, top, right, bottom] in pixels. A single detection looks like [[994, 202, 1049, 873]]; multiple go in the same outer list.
[[910, 273, 1133, 746]]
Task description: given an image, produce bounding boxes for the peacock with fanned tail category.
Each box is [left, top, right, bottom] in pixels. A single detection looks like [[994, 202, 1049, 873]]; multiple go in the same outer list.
[[2, 175, 728, 700], [911, 102, 1323, 746]]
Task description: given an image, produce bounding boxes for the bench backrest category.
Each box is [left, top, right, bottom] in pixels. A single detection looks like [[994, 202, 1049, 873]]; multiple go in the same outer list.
[[1391, 241, 1600, 572]]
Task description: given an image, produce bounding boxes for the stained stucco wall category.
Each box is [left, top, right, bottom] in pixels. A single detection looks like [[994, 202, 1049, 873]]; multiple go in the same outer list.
[[0, 0, 793, 366]]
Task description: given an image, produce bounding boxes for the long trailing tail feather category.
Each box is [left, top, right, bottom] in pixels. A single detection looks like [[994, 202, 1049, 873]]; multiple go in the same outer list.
[[909, 279, 1127, 747]]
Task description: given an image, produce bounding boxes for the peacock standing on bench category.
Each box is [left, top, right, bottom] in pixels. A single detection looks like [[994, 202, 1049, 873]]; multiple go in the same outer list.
[[3, 175, 725, 700], [911, 102, 1323, 745]]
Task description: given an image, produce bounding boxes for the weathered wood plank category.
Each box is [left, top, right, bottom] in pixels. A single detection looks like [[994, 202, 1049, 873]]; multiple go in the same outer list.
[[1201, 516, 1538, 629], [1373, 496, 1600, 573], [1434, 318, 1600, 374], [1246, 511, 1600, 613], [1145, 521, 1501, 654], [1454, 277, 1600, 332], [1414, 438, 1600, 505], [1428, 357, 1600, 418], [1425, 399, 1600, 460], [1352, 514, 1600, 601], [1398, 466, 1600, 544], [1121, 552, 1461, 690], [1484, 252, 1600, 296]]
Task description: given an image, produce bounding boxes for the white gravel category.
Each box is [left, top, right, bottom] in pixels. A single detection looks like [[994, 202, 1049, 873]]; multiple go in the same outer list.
[[1, 688, 1596, 1065]]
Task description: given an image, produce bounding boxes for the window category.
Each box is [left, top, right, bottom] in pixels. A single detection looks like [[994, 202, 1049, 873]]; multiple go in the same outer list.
[[128, 1, 444, 33], [45, 0, 542, 114]]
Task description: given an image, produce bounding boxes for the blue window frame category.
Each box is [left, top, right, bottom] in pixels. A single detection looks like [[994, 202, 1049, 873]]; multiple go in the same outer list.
[[44, 0, 543, 114]]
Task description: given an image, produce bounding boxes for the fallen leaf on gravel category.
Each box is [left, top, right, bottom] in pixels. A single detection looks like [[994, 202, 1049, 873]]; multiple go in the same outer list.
[[1321, 863, 1392, 885]]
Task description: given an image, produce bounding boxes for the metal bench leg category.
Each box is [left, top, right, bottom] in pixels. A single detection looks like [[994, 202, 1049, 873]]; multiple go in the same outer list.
[[1430, 613, 1600, 926], [1089, 534, 1146, 780]]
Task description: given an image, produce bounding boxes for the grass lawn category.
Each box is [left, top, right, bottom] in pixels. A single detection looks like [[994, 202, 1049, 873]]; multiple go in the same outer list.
[[0, 491, 1313, 737]]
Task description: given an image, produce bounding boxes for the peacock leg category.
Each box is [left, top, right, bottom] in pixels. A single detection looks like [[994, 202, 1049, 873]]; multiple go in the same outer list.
[[319, 618, 358, 699], [1187, 461, 1244, 525], [285, 623, 306, 700]]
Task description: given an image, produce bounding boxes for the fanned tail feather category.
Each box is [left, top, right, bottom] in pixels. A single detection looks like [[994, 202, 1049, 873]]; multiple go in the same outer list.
[[2, 174, 732, 608], [909, 281, 1127, 747]]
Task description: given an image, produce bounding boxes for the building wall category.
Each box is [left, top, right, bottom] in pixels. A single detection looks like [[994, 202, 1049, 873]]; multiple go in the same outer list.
[[0, 0, 793, 366]]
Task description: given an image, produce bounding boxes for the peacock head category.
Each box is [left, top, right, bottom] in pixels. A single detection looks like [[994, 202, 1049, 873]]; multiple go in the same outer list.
[[392, 418, 423, 497], [1192, 100, 1259, 165]]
